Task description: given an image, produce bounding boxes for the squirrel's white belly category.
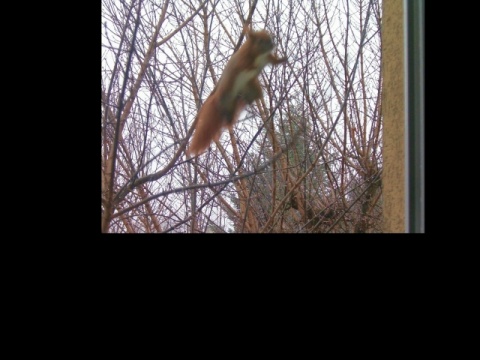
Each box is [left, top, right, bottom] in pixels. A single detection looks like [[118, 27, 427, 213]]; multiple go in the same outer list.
[[231, 52, 270, 97]]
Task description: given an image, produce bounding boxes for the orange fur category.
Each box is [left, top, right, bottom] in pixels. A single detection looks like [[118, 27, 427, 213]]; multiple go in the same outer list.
[[188, 26, 287, 156], [187, 95, 223, 156]]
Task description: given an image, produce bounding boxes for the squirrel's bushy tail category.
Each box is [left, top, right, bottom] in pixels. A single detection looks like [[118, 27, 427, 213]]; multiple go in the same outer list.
[[188, 94, 246, 156], [188, 95, 224, 156]]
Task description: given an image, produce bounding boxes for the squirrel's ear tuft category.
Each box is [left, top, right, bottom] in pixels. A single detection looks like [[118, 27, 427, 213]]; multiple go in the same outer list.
[[243, 23, 252, 36]]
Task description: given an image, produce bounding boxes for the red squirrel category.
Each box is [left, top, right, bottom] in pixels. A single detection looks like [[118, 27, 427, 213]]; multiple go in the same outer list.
[[187, 26, 287, 156]]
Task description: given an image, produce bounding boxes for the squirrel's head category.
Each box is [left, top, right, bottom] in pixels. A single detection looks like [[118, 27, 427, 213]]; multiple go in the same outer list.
[[244, 27, 275, 54]]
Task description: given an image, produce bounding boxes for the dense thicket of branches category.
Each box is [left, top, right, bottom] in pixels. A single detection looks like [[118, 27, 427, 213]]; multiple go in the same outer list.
[[101, 0, 383, 233]]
